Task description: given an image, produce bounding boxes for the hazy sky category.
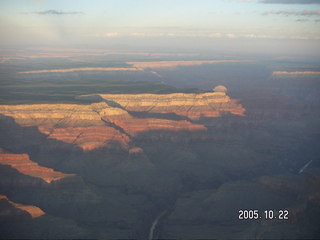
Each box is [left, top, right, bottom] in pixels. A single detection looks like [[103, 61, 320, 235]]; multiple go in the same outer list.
[[1, 0, 320, 55]]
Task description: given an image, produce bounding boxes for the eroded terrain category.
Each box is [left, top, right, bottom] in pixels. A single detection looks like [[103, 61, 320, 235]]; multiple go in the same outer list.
[[0, 52, 319, 239]]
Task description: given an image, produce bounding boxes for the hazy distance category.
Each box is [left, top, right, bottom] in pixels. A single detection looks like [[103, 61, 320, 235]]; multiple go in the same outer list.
[[1, 0, 320, 56]]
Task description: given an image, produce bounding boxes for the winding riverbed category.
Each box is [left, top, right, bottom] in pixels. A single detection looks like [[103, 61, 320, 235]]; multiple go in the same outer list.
[[148, 210, 167, 240]]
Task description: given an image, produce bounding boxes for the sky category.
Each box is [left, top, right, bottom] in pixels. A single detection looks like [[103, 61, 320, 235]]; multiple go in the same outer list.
[[1, 0, 320, 56]]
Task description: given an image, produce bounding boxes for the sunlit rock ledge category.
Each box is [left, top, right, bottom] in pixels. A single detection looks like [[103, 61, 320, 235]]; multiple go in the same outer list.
[[0, 86, 244, 151], [92, 87, 245, 120], [0, 195, 45, 218], [0, 153, 75, 183], [0, 102, 206, 151]]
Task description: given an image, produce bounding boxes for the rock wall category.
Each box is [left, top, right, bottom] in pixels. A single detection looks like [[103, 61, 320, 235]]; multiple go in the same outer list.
[[0, 153, 74, 183], [0, 101, 207, 151], [97, 91, 245, 120], [0, 89, 244, 151]]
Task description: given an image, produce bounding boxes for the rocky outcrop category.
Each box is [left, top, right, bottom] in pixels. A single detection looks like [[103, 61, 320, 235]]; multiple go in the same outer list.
[[96, 90, 245, 120], [39, 126, 130, 151], [0, 88, 243, 151], [0, 103, 104, 127], [100, 110, 206, 136], [129, 147, 144, 154], [0, 102, 207, 151], [0, 153, 74, 183], [213, 85, 228, 93], [0, 195, 45, 218]]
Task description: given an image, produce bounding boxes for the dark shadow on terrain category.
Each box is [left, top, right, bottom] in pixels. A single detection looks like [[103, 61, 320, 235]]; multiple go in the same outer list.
[[129, 111, 188, 121]]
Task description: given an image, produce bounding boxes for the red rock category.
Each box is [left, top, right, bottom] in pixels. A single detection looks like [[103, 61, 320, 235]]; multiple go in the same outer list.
[[129, 147, 144, 154], [0, 153, 74, 183], [106, 118, 207, 136], [0, 195, 45, 218], [97, 90, 245, 120], [42, 126, 130, 151], [0, 102, 208, 151]]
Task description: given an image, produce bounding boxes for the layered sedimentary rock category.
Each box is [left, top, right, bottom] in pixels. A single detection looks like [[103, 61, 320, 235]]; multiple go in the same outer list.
[[0, 195, 45, 218], [0, 88, 243, 151], [98, 106, 206, 135], [117, 118, 205, 136], [0, 103, 104, 127], [0, 103, 129, 150], [39, 126, 130, 151], [0, 102, 206, 151], [97, 90, 245, 120], [0, 153, 74, 183]]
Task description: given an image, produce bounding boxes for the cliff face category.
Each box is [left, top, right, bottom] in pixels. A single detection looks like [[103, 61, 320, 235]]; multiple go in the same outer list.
[[0, 101, 207, 151], [97, 92, 245, 120], [0, 89, 244, 151], [0, 153, 74, 183], [0, 195, 45, 218], [0, 103, 104, 127], [39, 126, 130, 151], [98, 106, 206, 136]]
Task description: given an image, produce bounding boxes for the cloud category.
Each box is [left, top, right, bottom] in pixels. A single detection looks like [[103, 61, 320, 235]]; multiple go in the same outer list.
[[263, 10, 320, 16], [230, 0, 252, 2], [296, 18, 309, 22], [21, 10, 84, 15], [209, 33, 237, 38], [226, 33, 237, 38], [131, 32, 147, 37], [209, 33, 223, 38], [92, 29, 320, 40], [95, 32, 120, 38], [103, 32, 119, 38], [260, 0, 320, 4], [244, 33, 273, 38], [240, 33, 319, 40]]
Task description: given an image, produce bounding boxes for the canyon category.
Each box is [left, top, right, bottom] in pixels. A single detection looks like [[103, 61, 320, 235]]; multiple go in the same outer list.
[[0, 52, 318, 239], [84, 90, 245, 121], [0, 102, 205, 151], [0, 87, 243, 151]]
